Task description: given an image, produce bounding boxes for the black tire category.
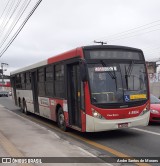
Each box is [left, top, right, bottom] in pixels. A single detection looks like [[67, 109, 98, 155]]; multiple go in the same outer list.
[[57, 108, 67, 131]]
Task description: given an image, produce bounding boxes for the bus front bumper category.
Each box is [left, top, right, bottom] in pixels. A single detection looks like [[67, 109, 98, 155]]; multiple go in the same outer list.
[[86, 111, 150, 132]]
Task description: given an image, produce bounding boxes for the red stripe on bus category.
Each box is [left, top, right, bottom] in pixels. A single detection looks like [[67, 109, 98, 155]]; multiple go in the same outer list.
[[48, 48, 83, 64]]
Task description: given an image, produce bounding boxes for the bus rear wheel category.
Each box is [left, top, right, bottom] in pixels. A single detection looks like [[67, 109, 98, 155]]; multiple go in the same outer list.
[[57, 108, 67, 131]]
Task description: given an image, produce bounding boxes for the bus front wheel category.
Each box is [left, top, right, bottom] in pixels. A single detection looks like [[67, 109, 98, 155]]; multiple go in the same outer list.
[[57, 108, 67, 131]]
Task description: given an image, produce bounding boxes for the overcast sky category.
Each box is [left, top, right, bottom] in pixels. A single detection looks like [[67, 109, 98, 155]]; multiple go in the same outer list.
[[1, 0, 160, 75]]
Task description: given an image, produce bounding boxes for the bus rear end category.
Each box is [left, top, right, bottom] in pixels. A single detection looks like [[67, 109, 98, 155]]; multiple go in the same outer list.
[[82, 45, 150, 132]]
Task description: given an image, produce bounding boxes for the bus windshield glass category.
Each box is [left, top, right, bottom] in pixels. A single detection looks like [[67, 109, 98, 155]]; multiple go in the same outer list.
[[88, 62, 147, 104]]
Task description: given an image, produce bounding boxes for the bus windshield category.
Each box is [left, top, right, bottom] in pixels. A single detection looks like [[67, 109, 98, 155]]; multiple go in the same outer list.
[[88, 62, 147, 104]]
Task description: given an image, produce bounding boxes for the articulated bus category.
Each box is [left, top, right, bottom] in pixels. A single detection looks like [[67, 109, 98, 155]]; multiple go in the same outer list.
[[10, 45, 150, 132]]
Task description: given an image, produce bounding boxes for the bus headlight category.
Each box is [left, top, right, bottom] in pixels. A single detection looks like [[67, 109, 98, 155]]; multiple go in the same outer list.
[[139, 104, 150, 116], [92, 108, 105, 119]]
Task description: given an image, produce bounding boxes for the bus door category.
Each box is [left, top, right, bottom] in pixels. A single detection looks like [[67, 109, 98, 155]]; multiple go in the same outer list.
[[67, 63, 81, 128], [31, 71, 39, 114]]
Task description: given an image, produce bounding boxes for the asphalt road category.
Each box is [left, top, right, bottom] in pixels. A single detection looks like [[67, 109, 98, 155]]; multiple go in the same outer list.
[[1, 97, 160, 165]]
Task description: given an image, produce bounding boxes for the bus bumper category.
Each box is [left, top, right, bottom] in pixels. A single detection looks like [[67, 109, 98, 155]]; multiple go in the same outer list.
[[86, 111, 150, 132]]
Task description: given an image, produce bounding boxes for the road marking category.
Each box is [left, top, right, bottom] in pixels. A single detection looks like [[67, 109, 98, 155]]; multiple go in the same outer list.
[[76, 147, 113, 166], [0, 131, 33, 166], [132, 128, 160, 136], [20, 114, 150, 166]]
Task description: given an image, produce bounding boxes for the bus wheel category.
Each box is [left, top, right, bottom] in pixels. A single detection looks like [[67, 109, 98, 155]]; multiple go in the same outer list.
[[57, 108, 67, 131]]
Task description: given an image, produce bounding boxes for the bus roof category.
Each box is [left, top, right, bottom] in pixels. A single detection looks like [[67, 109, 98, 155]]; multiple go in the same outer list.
[[82, 45, 143, 52], [10, 45, 143, 75], [10, 59, 47, 75], [10, 48, 80, 75]]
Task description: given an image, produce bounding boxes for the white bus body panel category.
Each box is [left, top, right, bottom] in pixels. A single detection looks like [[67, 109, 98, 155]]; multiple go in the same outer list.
[[86, 111, 150, 132], [11, 60, 47, 75], [38, 97, 51, 119], [16, 90, 51, 119], [16, 90, 34, 113]]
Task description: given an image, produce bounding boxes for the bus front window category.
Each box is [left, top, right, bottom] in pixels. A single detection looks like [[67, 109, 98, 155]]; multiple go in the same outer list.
[[121, 63, 147, 101], [88, 64, 123, 104], [88, 62, 147, 105]]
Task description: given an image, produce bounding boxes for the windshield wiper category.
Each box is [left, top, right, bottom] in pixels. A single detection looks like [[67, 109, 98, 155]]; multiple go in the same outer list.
[[100, 60, 117, 90], [127, 60, 135, 77], [125, 66, 129, 89], [125, 60, 135, 89]]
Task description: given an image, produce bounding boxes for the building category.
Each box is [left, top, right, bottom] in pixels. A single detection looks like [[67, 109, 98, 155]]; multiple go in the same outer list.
[[146, 61, 160, 98], [0, 77, 11, 91]]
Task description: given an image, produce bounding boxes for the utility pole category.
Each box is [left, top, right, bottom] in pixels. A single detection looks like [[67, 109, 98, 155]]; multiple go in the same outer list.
[[1, 62, 8, 91]]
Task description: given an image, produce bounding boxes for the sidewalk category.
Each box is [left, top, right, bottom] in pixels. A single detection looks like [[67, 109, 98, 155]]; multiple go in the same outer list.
[[0, 104, 109, 166]]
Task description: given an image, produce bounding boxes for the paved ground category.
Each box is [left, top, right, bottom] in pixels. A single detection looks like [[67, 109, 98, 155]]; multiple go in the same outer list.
[[0, 102, 109, 166], [2, 97, 160, 166]]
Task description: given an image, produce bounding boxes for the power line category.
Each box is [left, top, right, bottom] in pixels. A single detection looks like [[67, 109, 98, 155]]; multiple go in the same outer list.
[[106, 23, 160, 41], [0, 0, 32, 49], [0, 0, 22, 37], [0, 0, 15, 35], [0, 0, 43, 58], [96, 19, 160, 42], [0, 0, 10, 24], [108, 28, 160, 42]]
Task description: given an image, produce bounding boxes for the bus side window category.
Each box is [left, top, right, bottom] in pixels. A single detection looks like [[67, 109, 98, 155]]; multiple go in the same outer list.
[[26, 72, 31, 90], [21, 73, 26, 90], [38, 68, 45, 96], [45, 65, 54, 97], [54, 64, 65, 98]]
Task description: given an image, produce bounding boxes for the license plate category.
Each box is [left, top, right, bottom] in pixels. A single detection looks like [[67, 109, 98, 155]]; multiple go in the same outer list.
[[118, 123, 128, 128]]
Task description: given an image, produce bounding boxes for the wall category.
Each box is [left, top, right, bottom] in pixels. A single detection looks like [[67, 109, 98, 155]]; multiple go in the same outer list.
[[150, 82, 160, 98]]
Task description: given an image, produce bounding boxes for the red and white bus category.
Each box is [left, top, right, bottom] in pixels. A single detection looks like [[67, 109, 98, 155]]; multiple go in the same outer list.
[[10, 45, 150, 132]]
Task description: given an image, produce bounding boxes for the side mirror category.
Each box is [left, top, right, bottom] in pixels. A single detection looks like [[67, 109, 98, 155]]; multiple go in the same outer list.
[[79, 59, 87, 82]]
